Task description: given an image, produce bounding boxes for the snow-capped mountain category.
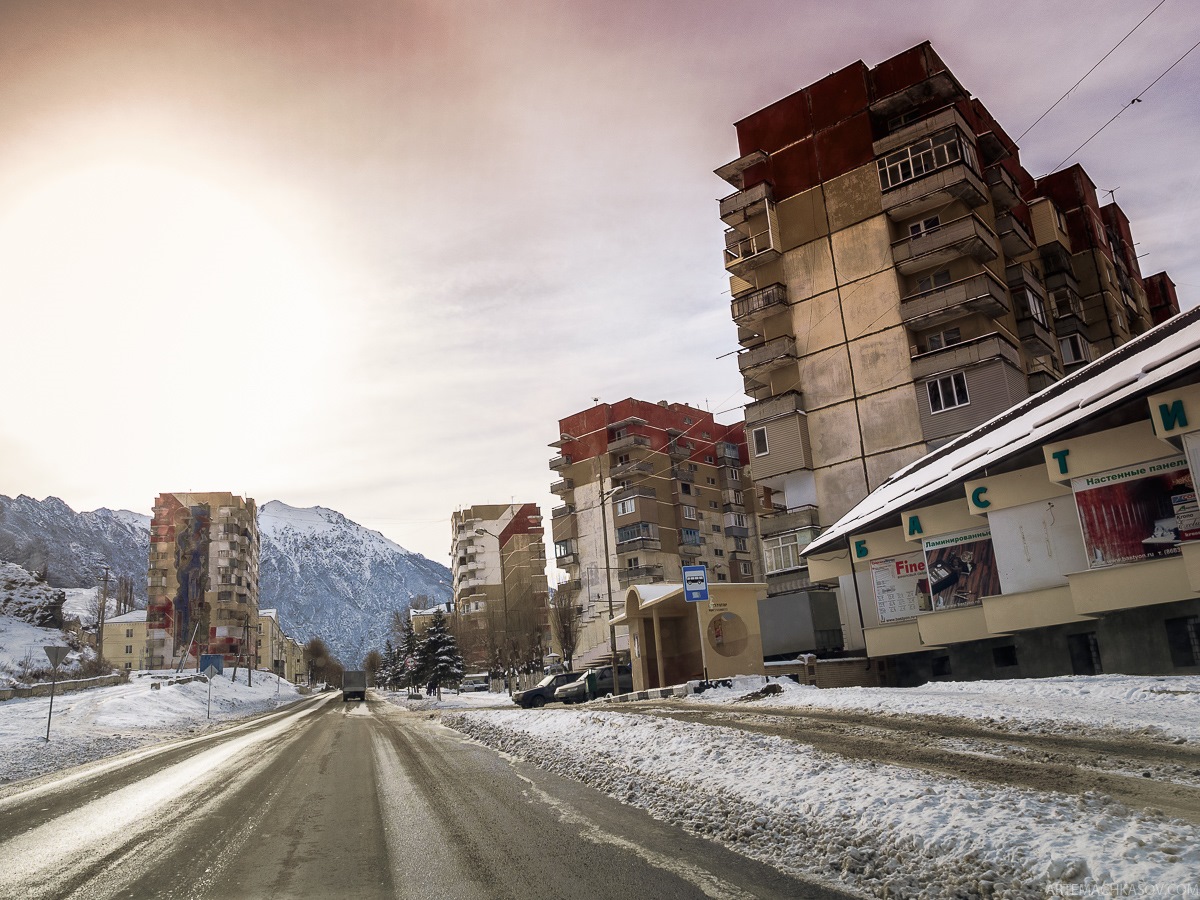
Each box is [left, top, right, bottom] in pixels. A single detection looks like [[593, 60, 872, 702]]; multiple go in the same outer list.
[[0, 495, 451, 663], [257, 501, 451, 663], [0, 495, 150, 595]]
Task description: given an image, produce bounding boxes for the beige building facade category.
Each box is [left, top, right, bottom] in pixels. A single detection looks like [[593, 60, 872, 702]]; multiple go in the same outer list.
[[102, 609, 148, 671], [717, 42, 1179, 654]]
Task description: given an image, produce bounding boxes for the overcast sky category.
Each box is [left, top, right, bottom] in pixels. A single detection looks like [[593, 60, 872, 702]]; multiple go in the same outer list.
[[0, 0, 1196, 567]]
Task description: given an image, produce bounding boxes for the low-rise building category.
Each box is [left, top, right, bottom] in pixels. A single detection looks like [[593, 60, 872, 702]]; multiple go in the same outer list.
[[101, 609, 148, 671], [805, 307, 1200, 683]]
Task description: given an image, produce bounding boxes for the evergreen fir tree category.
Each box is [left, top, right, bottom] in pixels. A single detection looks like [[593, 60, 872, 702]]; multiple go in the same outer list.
[[399, 613, 423, 693], [415, 609, 464, 699]]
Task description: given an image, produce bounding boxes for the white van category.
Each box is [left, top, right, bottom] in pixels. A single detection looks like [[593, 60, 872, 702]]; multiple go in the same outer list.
[[459, 672, 489, 692]]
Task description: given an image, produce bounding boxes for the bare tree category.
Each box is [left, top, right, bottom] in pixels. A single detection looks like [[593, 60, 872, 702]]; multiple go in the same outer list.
[[549, 585, 581, 672], [409, 594, 434, 611], [363, 648, 383, 685]]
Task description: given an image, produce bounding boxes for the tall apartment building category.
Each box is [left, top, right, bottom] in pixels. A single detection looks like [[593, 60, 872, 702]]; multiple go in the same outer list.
[[146, 492, 260, 669], [449, 503, 549, 671], [716, 42, 1179, 652], [549, 399, 767, 668]]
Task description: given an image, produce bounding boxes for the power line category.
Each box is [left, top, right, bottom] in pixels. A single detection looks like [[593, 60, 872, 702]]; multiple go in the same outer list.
[[1047, 35, 1200, 174], [1017, 0, 1168, 141]]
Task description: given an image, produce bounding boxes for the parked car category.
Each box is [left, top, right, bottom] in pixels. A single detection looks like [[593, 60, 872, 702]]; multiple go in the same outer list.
[[554, 664, 633, 704], [512, 671, 578, 708], [459, 672, 489, 693]]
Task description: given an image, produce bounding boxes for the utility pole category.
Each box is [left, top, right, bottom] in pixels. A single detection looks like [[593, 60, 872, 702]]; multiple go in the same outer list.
[[97, 565, 110, 668], [596, 459, 618, 666]]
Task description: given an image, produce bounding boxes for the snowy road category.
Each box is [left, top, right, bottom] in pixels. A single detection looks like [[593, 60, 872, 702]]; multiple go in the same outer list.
[[0, 692, 847, 899]]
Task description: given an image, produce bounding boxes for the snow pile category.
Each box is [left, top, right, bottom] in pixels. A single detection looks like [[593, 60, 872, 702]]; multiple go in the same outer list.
[[382, 688, 515, 712], [446, 708, 1199, 898], [0, 670, 301, 785], [688, 674, 1200, 742]]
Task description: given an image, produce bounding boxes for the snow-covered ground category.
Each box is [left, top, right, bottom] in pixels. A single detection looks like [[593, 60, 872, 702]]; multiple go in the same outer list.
[[686, 673, 1200, 742], [444, 676, 1200, 899], [0, 668, 303, 785]]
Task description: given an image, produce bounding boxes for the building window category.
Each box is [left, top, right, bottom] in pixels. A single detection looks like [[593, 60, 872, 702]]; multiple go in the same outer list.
[[714, 549, 725, 557], [908, 215, 941, 238], [752, 427, 769, 456], [682, 505, 697, 520], [1015, 289, 1049, 327], [707, 477, 717, 485], [125, 662, 132, 670], [992, 645, 1018, 668], [626, 557, 639, 569], [681, 528, 701, 546], [732, 491, 744, 505], [615, 499, 636, 516], [927, 372, 970, 413], [616, 454, 630, 465], [126, 628, 134, 638], [877, 128, 974, 191], [926, 327, 961, 352], [617, 523, 655, 543], [915, 269, 952, 293], [1060, 334, 1090, 365], [555, 540, 575, 559], [1165, 616, 1200, 667], [740, 562, 752, 576], [717, 573, 728, 582], [712, 525, 721, 533], [710, 500, 719, 509], [734, 537, 748, 551], [681, 482, 692, 495], [705, 455, 715, 463], [763, 532, 802, 574], [125, 645, 133, 654]]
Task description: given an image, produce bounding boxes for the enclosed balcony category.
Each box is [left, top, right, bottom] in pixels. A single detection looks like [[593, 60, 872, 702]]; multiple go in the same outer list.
[[678, 542, 702, 557], [899, 270, 1010, 330], [551, 504, 575, 520], [910, 332, 1021, 380], [719, 180, 773, 228], [880, 161, 987, 222], [745, 390, 804, 426], [737, 335, 797, 382], [616, 536, 662, 554], [995, 211, 1035, 258], [890, 214, 1000, 276], [759, 505, 820, 538], [985, 165, 1020, 210]]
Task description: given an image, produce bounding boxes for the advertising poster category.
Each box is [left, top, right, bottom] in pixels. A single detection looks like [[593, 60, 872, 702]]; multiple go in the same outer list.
[[922, 528, 1001, 611], [1071, 456, 1196, 568], [870, 551, 931, 622]]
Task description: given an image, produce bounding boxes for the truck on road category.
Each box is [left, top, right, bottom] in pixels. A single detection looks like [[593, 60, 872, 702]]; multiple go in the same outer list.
[[342, 670, 367, 701]]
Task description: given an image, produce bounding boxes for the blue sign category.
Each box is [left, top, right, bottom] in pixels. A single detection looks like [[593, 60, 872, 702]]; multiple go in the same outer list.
[[199, 654, 224, 675], [682, 565, 709, 602]]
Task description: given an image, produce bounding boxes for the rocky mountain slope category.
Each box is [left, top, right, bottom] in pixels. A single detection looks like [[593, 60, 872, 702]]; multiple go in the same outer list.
[[0, 495, 450, 663]]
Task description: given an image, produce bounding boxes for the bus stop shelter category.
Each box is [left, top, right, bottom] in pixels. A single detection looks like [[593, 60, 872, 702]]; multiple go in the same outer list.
[[612, 582, 767, 692]]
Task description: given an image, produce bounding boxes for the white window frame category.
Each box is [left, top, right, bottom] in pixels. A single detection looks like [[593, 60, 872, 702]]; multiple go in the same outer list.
[[740, 562, 753, 576], [926, 326, 961, 352], [763, 532, 803, 575], [1060, 334, 1090, 365], [682, 505, 697, 520], [908, 215, 941, 238], [927, 371, 970, 414], [752, 427, 769, 457], [877, 128, 974, 191], [615, 499, 635, 517]]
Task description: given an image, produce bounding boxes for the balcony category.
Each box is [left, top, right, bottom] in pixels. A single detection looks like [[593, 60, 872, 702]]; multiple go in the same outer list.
[[671, 466, 694, 484], [1017, 316, 1056, 358], [890, 214, 1000, 276], [549, 455, 568, 471], [613, 486, 656, 504], [720, 180, 773, 228], [730, 282, 787, 327], [550, 478, 574, 496], [724, 525, 750, 538], [609, 460, 650, 481], [737, 335, 797, 381], [899, 271, 1010, 330], [679, 542, 702, 557], [607, 434, 650, 453], [995, 211, 1035, 258], [745, 390, 804, 425], [551, 505, 575, 519], [555, 551, 578, 567], [759, 505, 820, 538], [668, 441, 692, 460], [910, 332, 1022, 380], [724, 205, 781, 278], [985, 165, 1020, 210], [881, 162, 988, 221], [715, 149, 768, 189], [616, 537, 662, 554], [618, 565, 665, 587]]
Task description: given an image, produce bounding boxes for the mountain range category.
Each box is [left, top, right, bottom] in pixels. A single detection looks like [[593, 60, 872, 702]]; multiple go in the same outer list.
[[0, 494, 450, 663]]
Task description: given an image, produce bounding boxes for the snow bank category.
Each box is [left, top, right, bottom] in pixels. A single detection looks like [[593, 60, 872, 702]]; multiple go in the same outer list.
[[687, 674, 1200, 742], [446, 709, 1200, 899]]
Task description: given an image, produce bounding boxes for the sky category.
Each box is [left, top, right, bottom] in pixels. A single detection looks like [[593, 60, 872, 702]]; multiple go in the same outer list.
[[0, 0, 1197, 567]]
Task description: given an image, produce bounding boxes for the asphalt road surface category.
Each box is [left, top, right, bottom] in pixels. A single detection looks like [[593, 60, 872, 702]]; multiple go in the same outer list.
[[0, 693, 851, 900]]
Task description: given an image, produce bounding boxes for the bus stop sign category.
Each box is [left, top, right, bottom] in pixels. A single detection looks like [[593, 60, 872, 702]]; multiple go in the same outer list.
[[683, 565, 709, 602]]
